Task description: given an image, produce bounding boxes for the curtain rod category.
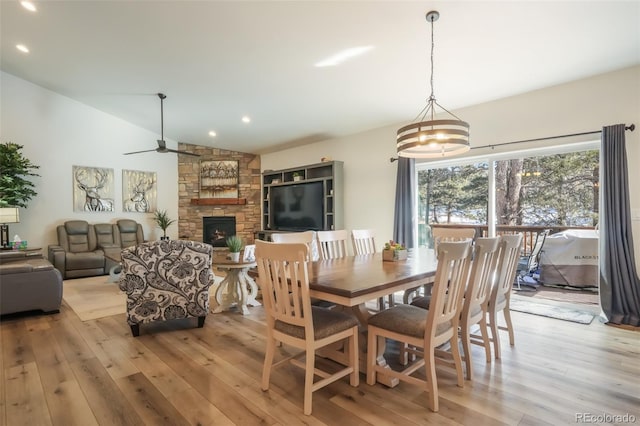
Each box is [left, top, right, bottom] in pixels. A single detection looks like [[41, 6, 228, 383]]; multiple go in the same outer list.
[[390, 123, 635, 162]]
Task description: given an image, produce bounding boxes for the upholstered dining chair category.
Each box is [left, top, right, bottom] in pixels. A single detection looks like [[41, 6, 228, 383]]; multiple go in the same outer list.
[[485, 234, 523, 359], [254, 240, 359, 415], [316, 229, 349, 260], [404, 226, 476, 304], [118, 240, 215, 337], [366, 240, 472, 412], [431, 226, 476, 252], [351, 229, 394, 310], [351, 229, 376, 256], [270, 231, 319, 261], [411, 237, 501, 379]]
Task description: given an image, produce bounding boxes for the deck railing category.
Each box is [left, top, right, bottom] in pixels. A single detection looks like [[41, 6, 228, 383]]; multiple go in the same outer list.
[[424, 223, 596, 256]]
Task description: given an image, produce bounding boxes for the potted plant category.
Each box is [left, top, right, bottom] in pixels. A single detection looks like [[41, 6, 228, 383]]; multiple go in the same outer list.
[[0, 142, 40, 208], [292, 171, 303, 182], [153, 209, 176, 240], [226, 235, 243, 262], [383, 240, 407, 261]]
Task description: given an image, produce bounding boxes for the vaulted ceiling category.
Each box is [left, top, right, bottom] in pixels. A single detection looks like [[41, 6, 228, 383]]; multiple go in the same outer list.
[[2, 1, 638, 154]]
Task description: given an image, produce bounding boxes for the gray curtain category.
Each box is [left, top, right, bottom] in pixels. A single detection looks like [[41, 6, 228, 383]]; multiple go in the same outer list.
[[600, 124, 640, 326], [393, 157, 415, 248]]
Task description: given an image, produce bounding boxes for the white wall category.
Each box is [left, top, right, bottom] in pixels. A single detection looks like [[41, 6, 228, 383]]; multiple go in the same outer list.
[[262, 66, 640, 265], [0, 72, 179, 249]]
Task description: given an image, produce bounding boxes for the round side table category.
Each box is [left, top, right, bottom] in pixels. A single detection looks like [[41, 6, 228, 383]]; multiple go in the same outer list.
[[212, 260, 261, 315]]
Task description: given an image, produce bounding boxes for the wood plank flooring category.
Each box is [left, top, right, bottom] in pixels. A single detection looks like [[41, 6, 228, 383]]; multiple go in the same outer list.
[[1, 297, 638, 425]]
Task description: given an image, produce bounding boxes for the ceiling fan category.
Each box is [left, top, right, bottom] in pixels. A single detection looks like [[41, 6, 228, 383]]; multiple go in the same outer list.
[[123, 93, 199, 157]]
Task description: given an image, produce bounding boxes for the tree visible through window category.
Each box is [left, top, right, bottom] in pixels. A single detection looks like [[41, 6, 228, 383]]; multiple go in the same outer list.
[[417, 150, 599, 245]]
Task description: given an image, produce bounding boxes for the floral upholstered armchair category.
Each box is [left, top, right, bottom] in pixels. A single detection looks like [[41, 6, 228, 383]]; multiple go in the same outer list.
[[118, 240, 215, 336]]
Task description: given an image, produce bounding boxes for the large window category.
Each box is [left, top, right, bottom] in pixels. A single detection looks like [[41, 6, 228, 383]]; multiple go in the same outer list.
[[417, 145, 600, 246]]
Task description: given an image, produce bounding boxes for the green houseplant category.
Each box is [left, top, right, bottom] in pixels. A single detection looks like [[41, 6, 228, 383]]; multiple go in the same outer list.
[[153, 209, 176, 240], [0, 142, 40, 208], [226, 235, 243, 262]]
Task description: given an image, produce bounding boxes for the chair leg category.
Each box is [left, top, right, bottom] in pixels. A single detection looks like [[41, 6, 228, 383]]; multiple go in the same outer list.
[[261, 337, 276, 391], [449, 334, 464, 388], [348, 329, 359, 386], [197, 316, 206, 328], [503, 307, 515, 346], [460, 326, 473, 380], [479, 315, 492, 363], [304, 348, 315, 415], [366, 327, 378, 385], [489, 309, 501, 359], [425, 348, 439, 412], [130, 324, 140, 337]]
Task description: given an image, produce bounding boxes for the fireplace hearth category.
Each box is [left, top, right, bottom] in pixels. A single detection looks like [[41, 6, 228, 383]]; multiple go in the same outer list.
[[203, 216, 236, 247]]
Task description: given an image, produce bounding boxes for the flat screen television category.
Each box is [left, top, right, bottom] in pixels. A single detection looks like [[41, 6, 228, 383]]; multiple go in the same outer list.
[[270, 181, 324, 231]]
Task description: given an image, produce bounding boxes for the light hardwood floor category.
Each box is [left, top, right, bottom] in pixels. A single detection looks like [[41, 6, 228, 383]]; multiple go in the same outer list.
[[1, 297, 638, 425]]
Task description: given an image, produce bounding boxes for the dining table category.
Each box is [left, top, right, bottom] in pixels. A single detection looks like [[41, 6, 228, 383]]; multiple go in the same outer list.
[[307, 248, 437, 387]]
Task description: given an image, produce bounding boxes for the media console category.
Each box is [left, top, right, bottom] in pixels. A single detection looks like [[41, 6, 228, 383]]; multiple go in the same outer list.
[[259, 161, 343, 238]]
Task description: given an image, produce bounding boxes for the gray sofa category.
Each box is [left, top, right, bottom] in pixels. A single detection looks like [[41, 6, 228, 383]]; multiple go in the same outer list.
[[48, 219, 145, 279], [0, 251, 63, 315]]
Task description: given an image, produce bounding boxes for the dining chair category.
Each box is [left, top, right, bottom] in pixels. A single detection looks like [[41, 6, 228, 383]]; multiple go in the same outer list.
[[431, 227, 476, 252], [351, 229, 395, 310], [255, 240, 359, 415], [316, 229, 349, 260], [270, 231, 319, 261], [366, 240, 472, 412], [485, 233, 523, 359], [403, 226, 476, 304], [409, 237, 500, 379], [351, 229, 376, 255]]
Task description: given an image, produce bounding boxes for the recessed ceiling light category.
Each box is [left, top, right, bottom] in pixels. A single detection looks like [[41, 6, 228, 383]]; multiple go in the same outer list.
[[315, 46, 374, 67], [242, 116, 251, 123], [20, 1, 37, 12], [208, 131, 217, 137], [16, 44, 29, 53]]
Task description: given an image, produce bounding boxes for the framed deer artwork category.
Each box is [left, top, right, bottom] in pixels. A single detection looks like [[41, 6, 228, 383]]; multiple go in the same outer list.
[[72, 166, 115, 212], [122, 170, 157, 213]]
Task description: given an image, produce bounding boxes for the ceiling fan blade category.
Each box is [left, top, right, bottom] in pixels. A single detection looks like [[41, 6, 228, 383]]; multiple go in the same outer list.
[[165, 148, 200, 157], [123, 149, 157, 155]]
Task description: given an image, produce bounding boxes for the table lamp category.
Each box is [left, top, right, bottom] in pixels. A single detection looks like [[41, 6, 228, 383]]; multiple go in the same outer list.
[[0, 207, 20, 250]]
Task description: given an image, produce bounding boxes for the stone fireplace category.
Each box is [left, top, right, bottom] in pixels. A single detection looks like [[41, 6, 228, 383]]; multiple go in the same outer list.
[[177, 142, 262, 246], [203, 217, 236, 247]]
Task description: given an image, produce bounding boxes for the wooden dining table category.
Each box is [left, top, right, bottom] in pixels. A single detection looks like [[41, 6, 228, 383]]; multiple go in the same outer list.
[[307, 248, 437, 387]]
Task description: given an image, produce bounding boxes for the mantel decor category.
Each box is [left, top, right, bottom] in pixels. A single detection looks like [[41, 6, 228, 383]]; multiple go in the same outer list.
[[200, 160, 239, 199]]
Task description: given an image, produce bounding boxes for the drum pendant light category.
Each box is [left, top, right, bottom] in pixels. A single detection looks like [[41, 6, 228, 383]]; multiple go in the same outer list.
[[397, 11, 470, 158]]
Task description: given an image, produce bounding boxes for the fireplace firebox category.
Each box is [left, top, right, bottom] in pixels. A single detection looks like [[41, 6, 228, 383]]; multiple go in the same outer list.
[[203, 217, 236, 247]]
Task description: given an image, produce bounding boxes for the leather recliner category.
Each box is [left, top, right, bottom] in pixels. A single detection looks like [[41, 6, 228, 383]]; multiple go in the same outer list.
[[48, 220, 106, 279], [114, 219, 145, 249]]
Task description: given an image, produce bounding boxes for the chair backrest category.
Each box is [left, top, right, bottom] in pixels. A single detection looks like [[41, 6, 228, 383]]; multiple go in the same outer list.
[[490, 234, 524, 308], [94, 223, 116, 247], [431, 227, 476, 252], [119, 240, 215, 323], [426, 240, 473, 344], [116, 219, 145, 248], [243, 244, 256, 262], [270, 231, 319, 261], [351, 229, 376, 255], [526, 229, 550, 271], [255, 240, 313, 338], [462, 237, 501, 320], [58, 220, 97, 253], [316, 229, 349, 259]]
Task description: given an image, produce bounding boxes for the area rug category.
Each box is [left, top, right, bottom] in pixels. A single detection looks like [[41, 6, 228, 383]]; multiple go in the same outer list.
[[63, 276, 126, 321], [509, 298, 595, 325]]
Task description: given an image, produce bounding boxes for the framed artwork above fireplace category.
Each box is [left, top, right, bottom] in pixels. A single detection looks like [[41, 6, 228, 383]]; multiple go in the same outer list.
[[199, 160, 239, 198]]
